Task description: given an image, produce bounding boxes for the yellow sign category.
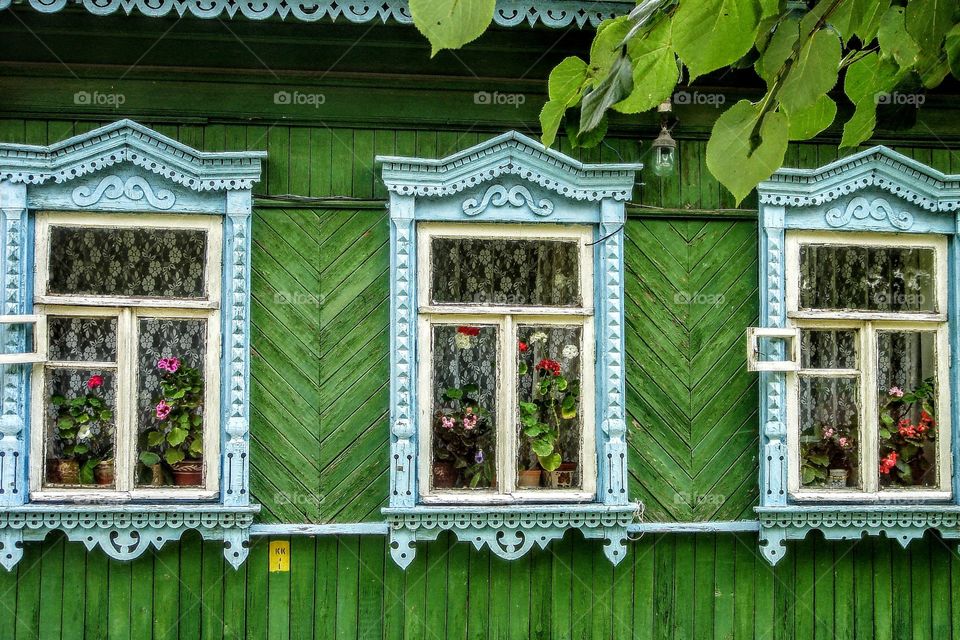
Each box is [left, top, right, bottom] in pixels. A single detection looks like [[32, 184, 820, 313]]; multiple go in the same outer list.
[[269, 541, 290, 572]]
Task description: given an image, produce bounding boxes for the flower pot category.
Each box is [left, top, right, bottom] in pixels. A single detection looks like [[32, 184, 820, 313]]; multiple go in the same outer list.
[[827, 468, 848, 489], [56, 459, 80, 485], [545, 462, 577, 489], [517, 469, 542, 488], [94, 460, 115, 486], [171, 460, 203, 486], [432, 461, 457, 489], [46, 458, 61, 484], [149, 463, 165, 486]]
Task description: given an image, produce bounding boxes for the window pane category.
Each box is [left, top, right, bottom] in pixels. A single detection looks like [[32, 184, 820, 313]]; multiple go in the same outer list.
[[799, 376, 860, 489], [801, 329, 857, 369], [430, 324, 497, 490], [48, 226, 208, 298], [516, 325, 583, 490], [136, 318, 208, 487], [48, 316, 117, 362], [430, 237, 580, 306], [877, 331, 938, 489], [44, 368, 116, 487], [799, 244, 935, 312]]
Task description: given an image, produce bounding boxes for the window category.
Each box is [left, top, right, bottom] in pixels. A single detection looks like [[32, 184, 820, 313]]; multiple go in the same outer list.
[[29, 212, 222, 499], [416, 223, 595, 503], [785, 232, 950, 501]]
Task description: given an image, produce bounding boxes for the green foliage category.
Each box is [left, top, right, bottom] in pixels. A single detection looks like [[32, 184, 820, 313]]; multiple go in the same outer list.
[[409, 0, 495, 56], [518, 360, 580, 473], [414, 0, 960, 204], [51, 377, 114, 473], [141, 358, 205, 472], [433, 384, 495, 488]]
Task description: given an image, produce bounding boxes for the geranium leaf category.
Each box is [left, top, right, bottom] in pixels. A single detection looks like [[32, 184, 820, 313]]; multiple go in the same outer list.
[[537, 452, 562, 472]]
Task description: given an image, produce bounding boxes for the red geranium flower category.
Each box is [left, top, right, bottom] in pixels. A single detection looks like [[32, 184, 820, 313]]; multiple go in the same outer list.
[[87, 375, 104, 390], [518, 341, 529, 353], [536, 358, 562, 376], [457, 326, 480, 337]]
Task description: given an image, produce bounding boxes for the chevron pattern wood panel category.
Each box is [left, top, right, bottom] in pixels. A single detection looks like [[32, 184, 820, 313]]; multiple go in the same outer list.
[[625, 218, 760, 521]]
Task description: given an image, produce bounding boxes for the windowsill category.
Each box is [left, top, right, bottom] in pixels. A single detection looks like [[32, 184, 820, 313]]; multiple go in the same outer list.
[[7, 503, 259, 513], [385, 502, 634, 516], [420, 490, 596, 505], [787, 490, 952, 504], [29, 489, 221, 503]]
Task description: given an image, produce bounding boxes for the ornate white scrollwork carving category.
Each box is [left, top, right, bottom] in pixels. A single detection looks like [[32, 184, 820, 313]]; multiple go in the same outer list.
[[461, 184, 554, 217], [824, 196, 914, 230], [71, 175, 176, 209]]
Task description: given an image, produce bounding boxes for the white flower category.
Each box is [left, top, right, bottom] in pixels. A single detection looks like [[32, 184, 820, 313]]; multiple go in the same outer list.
[[454, 332, 472, 349], [562, 344, 579, 360], [77, 425, 92, 441], [529, 331, 548, 344]]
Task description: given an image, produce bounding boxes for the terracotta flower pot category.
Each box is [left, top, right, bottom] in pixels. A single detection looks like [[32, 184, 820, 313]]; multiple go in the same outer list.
[[545, 462, 577, 489], [517, 469, 542, 488], [171, 459, 203, 486], [94, 460, 115, 486], [56, 459, 80, 485], [432, 461, 457, 489]]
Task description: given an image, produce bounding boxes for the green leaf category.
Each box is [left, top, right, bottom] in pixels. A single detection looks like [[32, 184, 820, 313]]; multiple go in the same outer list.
[[706, 100, 789, 204], [167, 427, 188, 447], [51, 394, 66, 406], [948, 24, 960, 78], [756, 17, 798, 85], [801, 466, 816, 485], [147, 431, 165, 447], [778, 29, 841, 113], [614, 19, 679, 114], [139, 451, 160, 466], [99, 410, 113, 421], [539, 100, 567, 149], [904, 0, 954, 50], [567, 112, 609, 148], [548, 56, 588, 105], [523, 425, 544, 437], [531, 439, 554, 457], [518, 361, 529, 376], [537, 452, 562, 472], [672, 0, 762, 81], [409, 0, 495, 57], [462, 383, 479, 395], [519, 402, 538, 416], [189, 438, 203, 456], [561, 394, 577, 419], [878, 6, 920, 69], [57, 417, 75, 430], [589, 16, 632, 79], [164, 448, 185, 465], [445, 388, 463, 400], [579, 54, 632, 134], [786, 95, 836, 140], [840, 52, 902, 148]]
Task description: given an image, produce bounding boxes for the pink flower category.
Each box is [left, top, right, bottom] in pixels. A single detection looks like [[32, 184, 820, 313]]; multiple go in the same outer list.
[[157, 357, 181, 373], [462, 408, 478, 430], [86, 375, 103, 390], [888, 387, 904, 398], [155, 400, 172, 420], [838, 437, 849, 448], [822, 427, 835, 440], [441, 416, 455, 430]]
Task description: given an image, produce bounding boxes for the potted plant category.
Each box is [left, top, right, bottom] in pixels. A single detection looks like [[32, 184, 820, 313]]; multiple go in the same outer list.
[[800, 424, 856, 488], [141, 357, 205, 486], [50, 374, 113, 486], [517, 339, 581, 489], [878, 380, 937, 487], [433, 383, 494, 489]]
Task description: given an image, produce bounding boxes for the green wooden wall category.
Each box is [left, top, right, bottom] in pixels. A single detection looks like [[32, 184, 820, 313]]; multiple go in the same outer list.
[[4, 532, 960, 640]]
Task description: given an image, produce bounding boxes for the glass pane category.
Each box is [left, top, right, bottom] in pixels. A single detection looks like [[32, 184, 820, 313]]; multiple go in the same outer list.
[[136, 318, 208, 487], [877, 331, 938, 489], [799, 376, 860, 489], [799, 244, 935, 312], [430, 237, 580, 306], [430, 324, 497, 490], [800, 329, 857, 369], [47, 316, 117, 362], [516, 325, 583, 490], [48, 226, 208, 298], [44, 368, 116, 487]]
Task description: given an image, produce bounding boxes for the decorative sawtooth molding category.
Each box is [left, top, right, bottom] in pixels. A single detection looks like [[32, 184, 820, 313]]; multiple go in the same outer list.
[[0, 121, 263, 569], [385, 506, 636, 568], [758, 146, 960, 212], [380, 131, 639, 203], [0, 119, 265, 192], [0, 0, 633, 28], [753, 148, 960, 565], [462, 184, 554, 217], [379, 132, 641, 568], [71, 174, 176, 209]]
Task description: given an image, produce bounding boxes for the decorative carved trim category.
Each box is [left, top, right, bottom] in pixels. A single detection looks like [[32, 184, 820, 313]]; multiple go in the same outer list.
[[1, 0, 633, 28], [71, 174, 176, 209], [389, 198, 416, 509], [0, 119, 265, 192], [824, 196, 914, 230], [385, 506, 636, 568], [462, 184, 554, 217], [758, 145, 960, 212], [0, 509, 256, 569]]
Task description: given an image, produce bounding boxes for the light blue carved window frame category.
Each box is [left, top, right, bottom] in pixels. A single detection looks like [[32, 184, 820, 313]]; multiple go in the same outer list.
[[377, 132, 641, 568], [754, 146, 960, 564], [0, 120, 264, 569]]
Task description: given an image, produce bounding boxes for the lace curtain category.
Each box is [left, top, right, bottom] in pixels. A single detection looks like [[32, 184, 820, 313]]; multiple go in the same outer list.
[[430, 237, 580, 306], [799, 245, 935, 312], [48, 226, 207, 298], [48, 317, 118, 362]]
